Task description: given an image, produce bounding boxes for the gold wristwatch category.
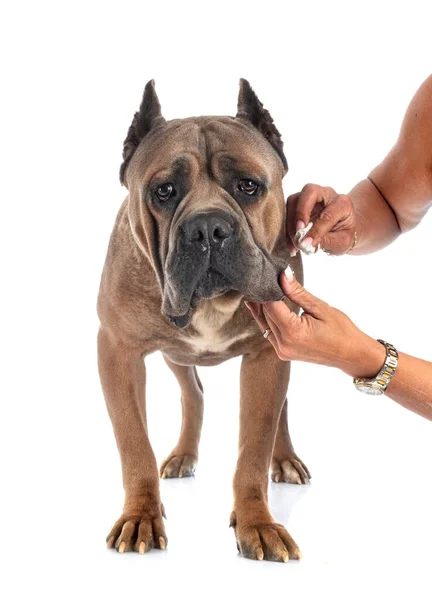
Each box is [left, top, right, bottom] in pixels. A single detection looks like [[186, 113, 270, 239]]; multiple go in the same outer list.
[[353, 340, 398, 396]]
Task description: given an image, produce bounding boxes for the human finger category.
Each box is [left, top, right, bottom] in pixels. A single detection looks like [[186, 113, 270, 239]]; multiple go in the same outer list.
[[279, 270, 328, 319], [303, 195, 355, 253]]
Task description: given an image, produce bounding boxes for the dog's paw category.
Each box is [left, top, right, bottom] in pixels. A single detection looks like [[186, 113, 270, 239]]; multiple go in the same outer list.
[[106, 509, 167, 554], [271, 455, 311, 484], [160, 453, 197, 479], [230, 511, 301, 562]]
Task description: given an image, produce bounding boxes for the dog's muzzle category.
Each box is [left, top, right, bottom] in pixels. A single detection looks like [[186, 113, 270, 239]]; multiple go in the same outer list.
[[162, 210, 285, 328], [179, 212, 235, 300]]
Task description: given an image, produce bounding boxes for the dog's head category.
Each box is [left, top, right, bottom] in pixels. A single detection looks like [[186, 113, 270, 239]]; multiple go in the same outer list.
[[121, 79, 290, 328]]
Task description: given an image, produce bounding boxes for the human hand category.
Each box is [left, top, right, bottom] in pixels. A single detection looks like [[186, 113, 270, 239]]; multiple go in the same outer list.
[[246, 268, 385, 378], [286, 184, 357, 256]]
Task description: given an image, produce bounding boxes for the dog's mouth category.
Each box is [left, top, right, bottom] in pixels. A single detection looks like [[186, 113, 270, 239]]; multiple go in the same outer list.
[[195, 267, 232, 297], [162, 249, 286, 329], [166, 268, 233, 328]]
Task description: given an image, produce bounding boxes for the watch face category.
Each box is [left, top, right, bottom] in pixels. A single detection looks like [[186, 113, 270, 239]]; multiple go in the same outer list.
[[355, 383, 383, 396]]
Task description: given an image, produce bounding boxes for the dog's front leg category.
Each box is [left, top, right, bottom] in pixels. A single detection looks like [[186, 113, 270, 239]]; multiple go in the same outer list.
[[272, 394, 311, 484], [231, 346, 301, 562], [98, 328, 166, 554]]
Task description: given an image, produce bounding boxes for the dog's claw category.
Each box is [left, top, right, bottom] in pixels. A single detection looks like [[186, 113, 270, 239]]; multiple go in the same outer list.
[[271, 455, 311, 485], [107, 507, 167, 556], [232, 510, 301, 562], [160, 454, 197, 479]]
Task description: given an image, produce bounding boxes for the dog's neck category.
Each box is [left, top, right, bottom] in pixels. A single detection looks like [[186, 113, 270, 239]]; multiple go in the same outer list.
[[185, 294, 248, 353], [192, 293, 242, 330]]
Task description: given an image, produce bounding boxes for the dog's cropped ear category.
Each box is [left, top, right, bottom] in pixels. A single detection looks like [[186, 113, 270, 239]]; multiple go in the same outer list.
[[120, 79, 166, 186], [236, 78, 288, 172]]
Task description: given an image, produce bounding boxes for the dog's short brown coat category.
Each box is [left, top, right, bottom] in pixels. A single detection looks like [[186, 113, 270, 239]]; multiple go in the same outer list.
[[98, 79, 310, 561]]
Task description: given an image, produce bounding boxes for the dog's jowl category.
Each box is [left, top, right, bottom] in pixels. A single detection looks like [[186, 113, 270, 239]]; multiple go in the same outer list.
[[97, 79, 310, 562]]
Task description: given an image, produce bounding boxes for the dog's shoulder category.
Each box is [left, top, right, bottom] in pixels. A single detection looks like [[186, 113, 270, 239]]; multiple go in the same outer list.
[[97, 198, 161, 339]]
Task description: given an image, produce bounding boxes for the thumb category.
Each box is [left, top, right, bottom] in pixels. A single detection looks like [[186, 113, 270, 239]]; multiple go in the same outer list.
[[281, 268, 327, 318]]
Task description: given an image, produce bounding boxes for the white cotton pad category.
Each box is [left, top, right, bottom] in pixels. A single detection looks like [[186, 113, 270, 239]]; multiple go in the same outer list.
[[294, 221, 316, 255]]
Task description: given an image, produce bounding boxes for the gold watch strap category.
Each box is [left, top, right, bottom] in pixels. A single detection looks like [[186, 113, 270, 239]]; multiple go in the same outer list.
[[354, 340, 399, 395]]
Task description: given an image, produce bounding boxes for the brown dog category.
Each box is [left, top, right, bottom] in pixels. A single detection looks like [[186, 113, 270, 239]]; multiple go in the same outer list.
[[97, 79, 310, 562]]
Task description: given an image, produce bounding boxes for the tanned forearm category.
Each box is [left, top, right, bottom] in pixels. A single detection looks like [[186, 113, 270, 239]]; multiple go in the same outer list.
[[341, 336, 432, 421], [384, 353, 432, 420], [349, 178, 402, 254]]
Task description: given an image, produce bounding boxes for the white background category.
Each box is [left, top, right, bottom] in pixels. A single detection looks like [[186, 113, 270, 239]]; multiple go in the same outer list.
[[1, 1, 431, 599]]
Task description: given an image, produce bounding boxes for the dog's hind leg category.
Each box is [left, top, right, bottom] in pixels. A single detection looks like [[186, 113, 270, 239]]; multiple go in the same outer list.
[[159, 355, 204, 479], [271, 390, 311, 484]]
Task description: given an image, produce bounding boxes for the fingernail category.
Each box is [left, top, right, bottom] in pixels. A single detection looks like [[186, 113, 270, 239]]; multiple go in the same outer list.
[[302, 244, 315, 255], [296, 220, 305, 232], [289, 249, 298, 257], [284, 266, 294, 282]]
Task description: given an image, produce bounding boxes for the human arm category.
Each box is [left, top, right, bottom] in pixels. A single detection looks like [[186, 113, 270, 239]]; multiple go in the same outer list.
[[246, 270, 432, 421], [286, 75, 432, 255]]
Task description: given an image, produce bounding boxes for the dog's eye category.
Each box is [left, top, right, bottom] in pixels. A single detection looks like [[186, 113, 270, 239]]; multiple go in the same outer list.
[[156, 183, 175, 201], [237, 179, 259, 196]]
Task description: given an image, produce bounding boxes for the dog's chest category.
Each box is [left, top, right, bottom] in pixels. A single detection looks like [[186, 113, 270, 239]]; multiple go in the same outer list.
[[184, 301, 249, 355]]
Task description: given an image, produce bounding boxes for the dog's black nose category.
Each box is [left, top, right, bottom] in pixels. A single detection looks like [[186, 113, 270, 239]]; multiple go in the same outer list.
[[183, 212, 233, 247]]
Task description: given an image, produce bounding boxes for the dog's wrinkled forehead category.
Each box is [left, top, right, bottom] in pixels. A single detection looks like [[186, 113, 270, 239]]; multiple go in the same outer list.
[[129, 116, 284, 197]]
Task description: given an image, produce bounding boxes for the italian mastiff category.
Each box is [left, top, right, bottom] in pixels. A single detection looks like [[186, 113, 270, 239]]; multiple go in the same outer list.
[[97, 79, 310, 562]]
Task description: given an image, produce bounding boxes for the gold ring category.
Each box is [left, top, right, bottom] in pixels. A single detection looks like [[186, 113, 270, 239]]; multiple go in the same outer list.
[[263, 328, 272, 339], [349, 231, 358, 253]]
